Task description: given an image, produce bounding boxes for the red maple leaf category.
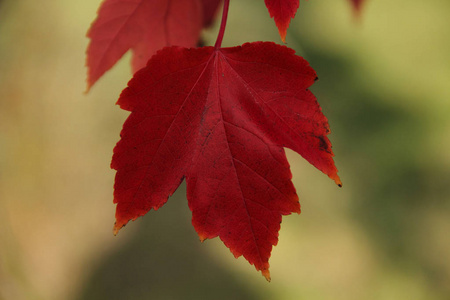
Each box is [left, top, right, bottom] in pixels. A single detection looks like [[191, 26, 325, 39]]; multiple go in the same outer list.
[[111, 42, 341, 280], [264, 0, 300, 42], [86, 0, 203, 90]]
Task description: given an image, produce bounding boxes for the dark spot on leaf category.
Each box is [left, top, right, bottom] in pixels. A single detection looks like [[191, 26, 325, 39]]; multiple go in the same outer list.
[[317, 136, 331, 153]]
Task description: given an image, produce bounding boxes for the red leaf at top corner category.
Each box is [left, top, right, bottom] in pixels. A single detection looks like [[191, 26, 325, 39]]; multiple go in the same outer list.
[[112, 42, 341, 280], [86, 0, 203, 90], [264, 0, 300, 42]]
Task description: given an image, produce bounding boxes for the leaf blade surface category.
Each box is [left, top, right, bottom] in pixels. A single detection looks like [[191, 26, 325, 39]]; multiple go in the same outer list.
[[86, 0, 203, 89]]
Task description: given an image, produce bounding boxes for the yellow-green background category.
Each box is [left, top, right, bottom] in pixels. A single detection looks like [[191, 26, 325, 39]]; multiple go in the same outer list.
[[1, 0, 449, 299]]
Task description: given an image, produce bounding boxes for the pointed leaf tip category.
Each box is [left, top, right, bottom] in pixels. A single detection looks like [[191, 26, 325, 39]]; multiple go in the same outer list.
[[199, 234, 207, 243], [113, 223, 121, 236], [333, 174, 342, 187], [264, 0, 299, 42], [262, 269, 271, 282]]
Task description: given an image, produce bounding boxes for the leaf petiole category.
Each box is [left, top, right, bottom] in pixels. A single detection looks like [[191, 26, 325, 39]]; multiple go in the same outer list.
[[214, 0, 230, 49]]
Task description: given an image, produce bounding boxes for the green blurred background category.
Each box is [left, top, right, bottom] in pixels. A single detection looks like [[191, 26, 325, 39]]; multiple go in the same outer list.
[[1, 0, 449, 299]]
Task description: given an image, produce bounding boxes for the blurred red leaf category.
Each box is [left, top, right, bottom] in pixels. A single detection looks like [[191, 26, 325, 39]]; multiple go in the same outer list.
[[264, 0, 299, 42], [112, 41, 340, 280], [86, 0, 203, 90], [349, 0, 364, 16], [202, 0, 222, 27]]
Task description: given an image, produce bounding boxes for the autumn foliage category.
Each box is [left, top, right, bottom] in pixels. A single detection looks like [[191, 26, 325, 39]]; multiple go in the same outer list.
[[86, 0, 221, 90], [86, 0, 361, 280]]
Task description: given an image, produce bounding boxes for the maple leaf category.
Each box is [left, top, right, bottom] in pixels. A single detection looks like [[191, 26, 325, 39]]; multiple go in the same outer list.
[[264, 0, 300, 42], [111, 42, 341, 280], [86, 0, 203, 90]]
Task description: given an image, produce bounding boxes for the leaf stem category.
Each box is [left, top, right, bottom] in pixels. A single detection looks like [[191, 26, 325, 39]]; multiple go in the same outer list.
[[214, 0, 230, 49]]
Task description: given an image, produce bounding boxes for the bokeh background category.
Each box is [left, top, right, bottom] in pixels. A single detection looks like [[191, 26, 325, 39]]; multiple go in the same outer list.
[[1, 0, 449, 299]]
